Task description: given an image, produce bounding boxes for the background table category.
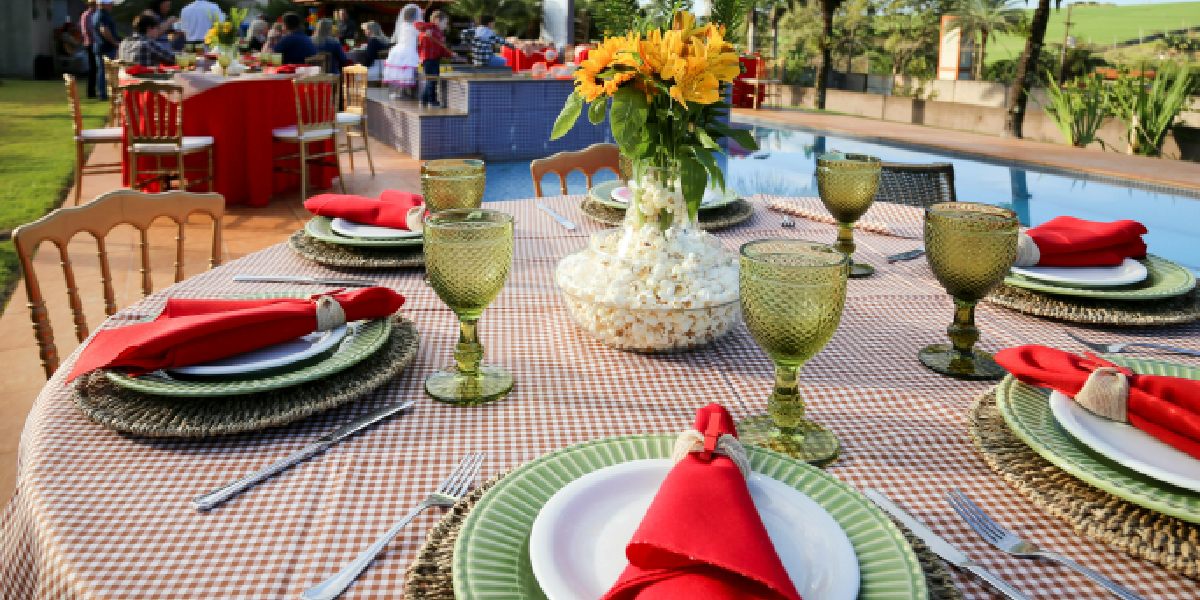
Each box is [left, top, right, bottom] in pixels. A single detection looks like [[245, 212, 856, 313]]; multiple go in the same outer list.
[[2, 196, 1198, 598], [121, 74, 337, 207]]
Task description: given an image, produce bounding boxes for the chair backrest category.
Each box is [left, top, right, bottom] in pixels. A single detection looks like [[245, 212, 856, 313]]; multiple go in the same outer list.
[[122, 80, 186, 147], [305, 52, 332, 74], [530, 143, 622, 197], [103, 57, 128, 125], [875, 162, 957, 208], [292, 74, 339, 134], [13, 189, 225, 378], [342, 64, 369, 113], [63, 74, 84, 138]]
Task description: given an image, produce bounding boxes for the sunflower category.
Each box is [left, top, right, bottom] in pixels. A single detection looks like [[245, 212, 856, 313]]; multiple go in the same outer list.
[[574, 33, 640, 102]]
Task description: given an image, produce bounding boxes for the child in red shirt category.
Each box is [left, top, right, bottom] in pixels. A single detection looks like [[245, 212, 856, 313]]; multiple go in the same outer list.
[[417, 10, 455, 107]]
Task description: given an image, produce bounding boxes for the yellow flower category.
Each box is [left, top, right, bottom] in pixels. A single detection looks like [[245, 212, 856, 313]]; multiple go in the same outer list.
[[574, 33, 640, 102]]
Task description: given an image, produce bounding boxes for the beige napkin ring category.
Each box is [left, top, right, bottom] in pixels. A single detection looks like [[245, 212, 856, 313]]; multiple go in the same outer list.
[[405, 206, 425, 233], [1074, 366, 1130, 422], [671, 430, 751, 479], [1014, 232, 1040, 267], [314, 295, 347, 331]]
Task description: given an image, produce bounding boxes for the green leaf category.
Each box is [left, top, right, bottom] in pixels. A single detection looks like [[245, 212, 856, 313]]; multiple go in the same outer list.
[[609, 87, 649, 154], [551, 92, 585, 141], [695, 128, 720, 150], [588, 97, 608, 125], [692, 147, 724, 191], [679, 153, 707, 219], [713, 122, 758, 152]]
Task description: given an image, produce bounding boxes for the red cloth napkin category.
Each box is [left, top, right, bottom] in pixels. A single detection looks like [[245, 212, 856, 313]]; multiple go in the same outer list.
[[124, 65, 157, 76], [67, 287, 404, 381], [601, 404, 802, 600], [269, 64, 300, 74], [304, 191, 425, 230], [995, 345, 1200, 460], [1026, 216, 1147, 267]]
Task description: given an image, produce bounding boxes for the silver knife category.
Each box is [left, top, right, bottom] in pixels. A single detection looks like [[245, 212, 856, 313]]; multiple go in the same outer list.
[[232, 274, 378, 287], [193, 398, 417, 511], [864, 489, 1032, 600], [886, 248, 925, 263], [536, 202, 577, 231]]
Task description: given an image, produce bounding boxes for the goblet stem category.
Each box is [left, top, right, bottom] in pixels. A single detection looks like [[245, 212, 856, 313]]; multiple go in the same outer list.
[[768, 363, 806, 431], [454, 318, 483, 376], [948, 298, 980, 362], [834, 222, 856, 258]]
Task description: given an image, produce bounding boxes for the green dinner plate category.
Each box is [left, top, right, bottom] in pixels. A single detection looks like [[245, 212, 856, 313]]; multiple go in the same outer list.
[[105, 318, 392, 398], [304, 217, 424, 248], [588, 180, 742, 211], [1003, 255, 1196, 301], [996, 356, 1200, 524], [453, 435, 927, 600]]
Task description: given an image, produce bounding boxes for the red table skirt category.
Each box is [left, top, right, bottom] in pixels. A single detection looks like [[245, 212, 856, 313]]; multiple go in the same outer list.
[[122, 78, 336, 207], [501, 46, 561, 72]]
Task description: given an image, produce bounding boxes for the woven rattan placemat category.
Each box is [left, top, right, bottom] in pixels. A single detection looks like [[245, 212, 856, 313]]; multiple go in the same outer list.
[[580, 198, 755, 231], [986, 284, 1200, 327], [289, 231, 425, 269], [73, 316, 419, 438], [402, 474, 963, 599], [969, 389, 1199, 579]]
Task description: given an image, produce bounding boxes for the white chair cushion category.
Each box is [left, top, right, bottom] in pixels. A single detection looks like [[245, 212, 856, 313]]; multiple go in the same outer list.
[[131, 136, 214, 154], [272, 126, 337, 141], [336, 112, 362, 125], [77, 127, 123, 142]]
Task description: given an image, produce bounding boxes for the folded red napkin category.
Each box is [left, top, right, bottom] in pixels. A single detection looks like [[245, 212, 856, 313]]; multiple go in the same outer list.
[[67, 287, 404, 381], [304, 191, 425, 230], [995, 345, 1200, 460], [270, 64, 299, 74], [1020, 216, 1147, 267], [602, 404, 802, 600], [124, 65, 157, 76]]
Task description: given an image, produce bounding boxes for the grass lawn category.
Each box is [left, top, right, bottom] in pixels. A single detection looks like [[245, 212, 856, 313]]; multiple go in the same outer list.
[[0, 79, 110, 311], [987, 1, 1200, 64]]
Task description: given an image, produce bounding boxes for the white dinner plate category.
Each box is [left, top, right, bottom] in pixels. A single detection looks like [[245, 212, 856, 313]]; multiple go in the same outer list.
[[1050, 391, 1200, 492], [1011, 258, 1148, 288], [609, 185, 739, 208], [529, 459, 860, 600], [330, 218, 422, 240], [167, 325, 348, 377]]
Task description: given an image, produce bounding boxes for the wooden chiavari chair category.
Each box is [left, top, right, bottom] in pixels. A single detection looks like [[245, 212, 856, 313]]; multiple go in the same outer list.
[[123, 80, 215, 193], [63, 74, 123, 205], [272, 74, 346, 200], [337, 65, 375, 176], [530, 143, 622, 197]]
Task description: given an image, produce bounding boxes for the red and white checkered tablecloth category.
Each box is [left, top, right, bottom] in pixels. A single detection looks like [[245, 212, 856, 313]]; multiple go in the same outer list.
[[2, 196, 1198, 599]]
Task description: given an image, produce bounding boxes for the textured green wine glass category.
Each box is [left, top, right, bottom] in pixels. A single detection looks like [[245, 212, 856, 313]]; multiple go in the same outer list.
[[421, 159, 487, 213], [737, 240, 850, 467], [424, 209, 514, 405], [816, 153, 882, 278], [919, 202, 1018, 380]]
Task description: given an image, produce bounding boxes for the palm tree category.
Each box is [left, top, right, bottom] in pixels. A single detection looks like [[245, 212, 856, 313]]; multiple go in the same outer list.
[[814, 0, 846, 110], [950, 0, 1023, 80], [1004, 0, 1057, 137]]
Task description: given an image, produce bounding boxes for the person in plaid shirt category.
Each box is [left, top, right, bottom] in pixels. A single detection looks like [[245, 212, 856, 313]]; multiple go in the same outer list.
[[119, 15, 177, 67], [469, 16, 515, 67]]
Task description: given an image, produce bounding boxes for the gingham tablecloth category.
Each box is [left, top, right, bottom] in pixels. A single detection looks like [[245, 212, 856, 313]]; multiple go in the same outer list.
[[2, 196, 1198, 599]]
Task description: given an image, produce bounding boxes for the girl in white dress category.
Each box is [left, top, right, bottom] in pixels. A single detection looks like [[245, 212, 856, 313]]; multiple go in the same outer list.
[[382, 3, 422, 98]]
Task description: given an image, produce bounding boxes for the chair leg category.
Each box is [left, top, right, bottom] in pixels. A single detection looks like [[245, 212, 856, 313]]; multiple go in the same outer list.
[[178, 152, 189, 191], [344, 127, 355, 171], [207, 146, 214, 192], [130, 150, 139, 192], [332, 138, 346, 193], [360, 121, 375, 176], [299, 141, 309, 201], [74, 143, 84, 205]]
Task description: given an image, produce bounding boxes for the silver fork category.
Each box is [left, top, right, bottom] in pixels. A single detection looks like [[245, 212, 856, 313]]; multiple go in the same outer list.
[[1064, 331, 1200, 358], [302, 452, 485, 600], [947, 490, 1145, 600]]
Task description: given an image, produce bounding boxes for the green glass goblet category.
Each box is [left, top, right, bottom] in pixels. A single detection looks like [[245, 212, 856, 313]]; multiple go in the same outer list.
[[815, 153, 882, 278], [424, 208, 514, 405], [919, 202, 1019, 380], [737, 240, 850, 466], [421, 159, 486, 213]]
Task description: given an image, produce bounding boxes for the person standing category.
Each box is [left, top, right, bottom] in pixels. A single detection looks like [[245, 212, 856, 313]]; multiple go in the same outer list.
[[179, 0, 224, 47], [274, 12, 317, 65], [90, 0, 120, 101], [359, 21, 391, 69], [417, 11, 454, 107], [382, 4, 422, 99], [79, 0, 97, 98], [470, 16, 516, 68]]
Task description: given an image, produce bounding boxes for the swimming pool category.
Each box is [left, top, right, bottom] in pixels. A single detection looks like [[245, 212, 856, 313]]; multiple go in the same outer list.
[[484, 119, 1200, 272]]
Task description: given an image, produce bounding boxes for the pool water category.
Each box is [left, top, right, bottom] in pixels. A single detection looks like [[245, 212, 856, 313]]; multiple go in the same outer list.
[[485, 119, 1200, 272]]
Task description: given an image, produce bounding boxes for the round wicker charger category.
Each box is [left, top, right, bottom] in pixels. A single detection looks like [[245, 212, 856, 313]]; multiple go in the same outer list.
[[969, 389, 1200, 579], [289, 230, 425, 269], [580, 198, 755, 231], [402, 474, 963, 600], [73, 316, 419, 438], [986, 284, 1200, 327]]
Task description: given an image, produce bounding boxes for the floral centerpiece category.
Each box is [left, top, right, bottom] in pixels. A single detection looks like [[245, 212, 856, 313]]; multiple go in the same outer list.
[[551, 11, 757, 352], [205, 7, 249, 75]]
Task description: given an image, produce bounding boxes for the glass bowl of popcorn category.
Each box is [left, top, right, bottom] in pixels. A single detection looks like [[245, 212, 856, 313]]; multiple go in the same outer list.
[[554, 228, 741, 352]]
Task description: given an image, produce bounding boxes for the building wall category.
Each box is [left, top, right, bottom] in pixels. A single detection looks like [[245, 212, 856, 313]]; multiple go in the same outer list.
[[1, 0, 86, 78]]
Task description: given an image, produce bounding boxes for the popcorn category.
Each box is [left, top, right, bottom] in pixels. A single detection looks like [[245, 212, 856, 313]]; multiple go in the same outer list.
[[555, 223, 740, 352]]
